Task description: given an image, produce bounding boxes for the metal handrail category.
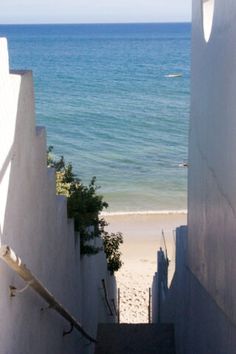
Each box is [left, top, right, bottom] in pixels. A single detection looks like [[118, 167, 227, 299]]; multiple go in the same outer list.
[[111, 298, 118, 316], [0, 245, 97, 343], [101, 279, 114, 316]]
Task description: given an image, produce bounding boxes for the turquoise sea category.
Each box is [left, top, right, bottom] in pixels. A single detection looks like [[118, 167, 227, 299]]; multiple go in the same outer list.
[[0, 23, 190, 213]]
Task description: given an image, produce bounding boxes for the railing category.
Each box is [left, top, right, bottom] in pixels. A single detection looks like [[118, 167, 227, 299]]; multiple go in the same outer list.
[[101, 278, 114, 316], [111, 298, 118, 317], [117, 288, 120, 323], [148, 287, 152, 323], [101, 279, 120, 323], [0, 245, 97, 343], [157, 247, 169, 323]]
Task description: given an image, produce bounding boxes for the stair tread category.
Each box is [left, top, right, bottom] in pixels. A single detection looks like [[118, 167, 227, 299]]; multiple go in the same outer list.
[[95, 324, 175, 354]]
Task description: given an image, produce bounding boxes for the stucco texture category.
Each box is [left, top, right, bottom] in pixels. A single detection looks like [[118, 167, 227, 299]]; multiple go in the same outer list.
[[0, 38, 116, 354], [153, 1, 236, 352], [189, 0, 236, 324]]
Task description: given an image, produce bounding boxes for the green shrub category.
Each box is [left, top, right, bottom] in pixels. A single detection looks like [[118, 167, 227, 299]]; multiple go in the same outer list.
[[47, 146, 123, 272], [102, 232, 123, 274]]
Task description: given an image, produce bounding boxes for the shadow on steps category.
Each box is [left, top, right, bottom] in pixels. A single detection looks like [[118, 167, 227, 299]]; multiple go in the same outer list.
[[95, 323, 175, 354]]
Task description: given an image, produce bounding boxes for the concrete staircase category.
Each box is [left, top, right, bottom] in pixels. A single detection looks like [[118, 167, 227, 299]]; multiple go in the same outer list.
[[95, 323, 176, 354]]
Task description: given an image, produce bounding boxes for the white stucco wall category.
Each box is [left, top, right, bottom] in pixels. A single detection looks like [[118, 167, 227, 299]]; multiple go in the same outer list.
[[152, 2, 236, 352], [158, 226, 236, 354], [188, 0, 236, 325], [0, 38, 116, 354]]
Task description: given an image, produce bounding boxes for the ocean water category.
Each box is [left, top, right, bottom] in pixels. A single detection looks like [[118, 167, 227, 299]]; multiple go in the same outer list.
[[0, 23, 191, 213]]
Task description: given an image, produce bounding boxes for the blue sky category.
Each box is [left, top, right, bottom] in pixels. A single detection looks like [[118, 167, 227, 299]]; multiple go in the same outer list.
[[0, 0, 191, 24]]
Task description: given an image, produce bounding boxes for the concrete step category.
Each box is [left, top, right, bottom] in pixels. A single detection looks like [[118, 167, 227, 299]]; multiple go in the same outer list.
[[95, 323, 176, 354]]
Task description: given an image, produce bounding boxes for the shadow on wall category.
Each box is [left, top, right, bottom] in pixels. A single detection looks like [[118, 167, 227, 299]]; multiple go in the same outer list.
[[154, 226, 236, 354]]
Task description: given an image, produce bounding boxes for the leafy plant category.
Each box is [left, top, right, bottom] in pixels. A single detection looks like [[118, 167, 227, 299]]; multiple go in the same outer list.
[[102, 232, 123, 274], [47, 147, 123, 272]]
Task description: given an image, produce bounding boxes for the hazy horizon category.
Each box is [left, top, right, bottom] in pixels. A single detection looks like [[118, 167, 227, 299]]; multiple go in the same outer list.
[[0, 0, 191, 25], [0, 21, 192, 26]]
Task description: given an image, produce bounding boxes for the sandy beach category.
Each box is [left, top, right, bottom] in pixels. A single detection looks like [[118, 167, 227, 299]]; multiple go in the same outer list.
[[104, 212, 187, 323]]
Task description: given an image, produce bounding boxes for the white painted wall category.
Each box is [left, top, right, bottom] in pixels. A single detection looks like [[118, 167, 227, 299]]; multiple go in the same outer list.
[[153, 1, 236, 352], [189, 0, 236, 325], [0, 38, 116, 354]]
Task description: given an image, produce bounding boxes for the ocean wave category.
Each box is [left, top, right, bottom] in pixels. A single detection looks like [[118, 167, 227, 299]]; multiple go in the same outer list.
[[101, 209, 187, 217]]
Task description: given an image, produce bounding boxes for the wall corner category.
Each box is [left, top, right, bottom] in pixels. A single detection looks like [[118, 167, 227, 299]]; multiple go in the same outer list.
[[0, 38, 9, 77]]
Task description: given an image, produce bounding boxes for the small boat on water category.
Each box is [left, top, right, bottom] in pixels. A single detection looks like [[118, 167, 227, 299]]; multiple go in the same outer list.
[[165, 73, 183, 78], [178, 162, 189, 168]]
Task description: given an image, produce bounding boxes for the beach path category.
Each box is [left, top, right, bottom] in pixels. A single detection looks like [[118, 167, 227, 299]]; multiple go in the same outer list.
[[105, 213, 187, 323]]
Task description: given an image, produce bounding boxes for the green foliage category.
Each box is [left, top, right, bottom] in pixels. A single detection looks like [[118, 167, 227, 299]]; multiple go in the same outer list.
[[47, 146, 75, 196], [102, 232, 123, 274], [47, 147, 123, 272]]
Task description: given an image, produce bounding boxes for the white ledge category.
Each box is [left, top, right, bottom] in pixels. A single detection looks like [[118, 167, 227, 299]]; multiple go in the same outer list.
[[0, 38, 9, 77]]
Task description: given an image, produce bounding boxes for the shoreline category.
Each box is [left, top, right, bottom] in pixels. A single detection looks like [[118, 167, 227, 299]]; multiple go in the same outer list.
[[102, 209, 187, 217]]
